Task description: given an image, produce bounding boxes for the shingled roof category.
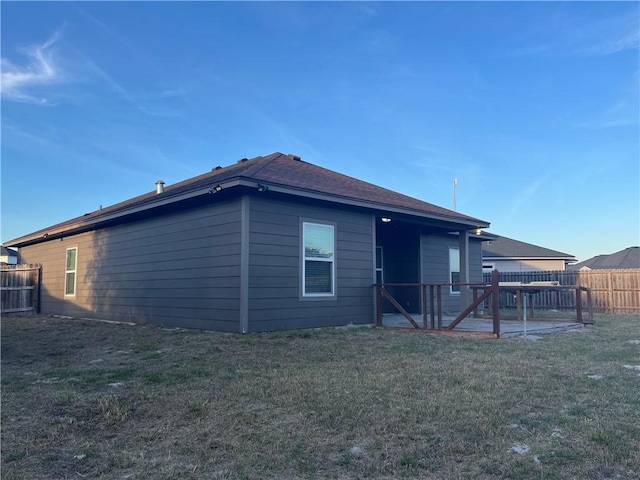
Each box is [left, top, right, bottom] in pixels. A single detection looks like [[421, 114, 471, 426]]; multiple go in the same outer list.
[[483, 235, 575, 260], [1, 246, 17, 258], [7, 152, 489, 247], [569, 247, 640, 270]]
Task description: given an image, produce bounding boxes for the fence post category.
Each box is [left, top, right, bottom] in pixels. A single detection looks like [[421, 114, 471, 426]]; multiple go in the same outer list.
[[608, 271, 615, 314], [34, 265, 41, 314], [491, 270, 500, 338], [586, 288, 594, 324], [575, 287, 583, 323]]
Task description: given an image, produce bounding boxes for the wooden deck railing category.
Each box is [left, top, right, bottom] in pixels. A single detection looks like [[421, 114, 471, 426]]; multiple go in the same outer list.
[[375, 270, 503, 337], [375, 271, 595, 338]]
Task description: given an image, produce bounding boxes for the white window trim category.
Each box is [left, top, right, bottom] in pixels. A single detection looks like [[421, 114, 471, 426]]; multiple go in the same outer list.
[[301, 221, 336, 299], [449, 247, 460, 295], [376, 246, 384, 284], [65, 247, 78, 297]]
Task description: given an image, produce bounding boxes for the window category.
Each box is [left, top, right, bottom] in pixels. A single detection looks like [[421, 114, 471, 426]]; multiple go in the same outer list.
[[65, 247, 77, 296], [376, 246, 384, 284], [449, 248, 460, 294], [302, 222, 335, 296]]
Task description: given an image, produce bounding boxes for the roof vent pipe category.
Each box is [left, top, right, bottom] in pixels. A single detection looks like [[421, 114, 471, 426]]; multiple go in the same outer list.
[[156, 180, 165, 194]]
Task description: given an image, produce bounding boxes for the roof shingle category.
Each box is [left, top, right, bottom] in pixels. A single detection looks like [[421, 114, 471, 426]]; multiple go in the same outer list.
[[569, 247, 640, 270], [7, 152, 489, 246], [482, 235, 575, 260]]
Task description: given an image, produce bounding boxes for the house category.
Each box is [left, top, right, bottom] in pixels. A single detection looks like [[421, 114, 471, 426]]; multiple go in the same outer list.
[[6, 152, 490, 332], [482, 235, 576, 272], [568, 247, 640, 271], [1, 246, 18, 265]]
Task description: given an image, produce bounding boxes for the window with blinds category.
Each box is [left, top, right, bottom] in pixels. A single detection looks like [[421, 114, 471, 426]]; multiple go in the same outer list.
[[65, 247, 77, 296], [449, 247, 460, 294], [302, 222, 335, 296]]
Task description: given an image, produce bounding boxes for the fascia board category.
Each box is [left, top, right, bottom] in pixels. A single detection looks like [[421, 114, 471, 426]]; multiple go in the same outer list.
[[263, 184, 489, 230], [483, 255, 576, 261], [7, 179, 247, 247], [8, 178, 489, 246]]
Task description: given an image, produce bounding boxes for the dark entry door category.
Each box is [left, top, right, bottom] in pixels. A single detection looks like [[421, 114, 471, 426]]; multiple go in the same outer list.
[[376, 221, 421, 314]]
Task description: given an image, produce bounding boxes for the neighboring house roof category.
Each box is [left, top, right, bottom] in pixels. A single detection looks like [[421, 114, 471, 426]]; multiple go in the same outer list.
[[6, 152, 489, 247], [569, 247, 640, 270], [1, 246, 17, 257], [482, 235, 576, 261]]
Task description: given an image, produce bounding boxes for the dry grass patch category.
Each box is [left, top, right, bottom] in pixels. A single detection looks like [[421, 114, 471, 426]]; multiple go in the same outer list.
[[1, 314, 639, 479]]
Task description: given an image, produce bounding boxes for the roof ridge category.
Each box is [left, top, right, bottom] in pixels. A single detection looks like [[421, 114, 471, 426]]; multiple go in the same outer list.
[[243, 152, 286, 179]]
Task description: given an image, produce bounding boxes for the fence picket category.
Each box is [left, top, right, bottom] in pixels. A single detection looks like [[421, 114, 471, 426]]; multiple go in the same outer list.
[[1, 264, 41, 314]]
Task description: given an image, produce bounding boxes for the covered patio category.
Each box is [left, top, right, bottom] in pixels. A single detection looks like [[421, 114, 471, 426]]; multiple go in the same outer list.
[[374, 271, 594, 338]]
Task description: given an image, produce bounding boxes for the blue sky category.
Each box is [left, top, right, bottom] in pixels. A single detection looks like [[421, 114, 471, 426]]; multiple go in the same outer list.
[[1, 1, 638, 262]]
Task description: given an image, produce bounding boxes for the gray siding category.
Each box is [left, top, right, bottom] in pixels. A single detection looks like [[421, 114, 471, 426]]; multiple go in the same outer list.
[[19, 199, 243, 331], [420, 234, 483, 314], [247, 196, 374, 331]]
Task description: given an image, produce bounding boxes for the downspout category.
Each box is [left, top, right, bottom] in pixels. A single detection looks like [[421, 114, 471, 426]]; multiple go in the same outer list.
[[239, 196, 250, 333]]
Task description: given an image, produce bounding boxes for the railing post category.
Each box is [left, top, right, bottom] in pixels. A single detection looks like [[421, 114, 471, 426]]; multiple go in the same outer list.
[[429, 285, 435, 329], [375, 285, 383, 327], [472, 287, 479, 318], [421, 284, 427, 329], [491, 270, 500, 338], [437, 285, 443, 330]]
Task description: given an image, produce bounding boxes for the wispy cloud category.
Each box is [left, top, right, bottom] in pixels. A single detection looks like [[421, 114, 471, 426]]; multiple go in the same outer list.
[[560, 100, 639, 130], [408, 145, 488, 211], [82, 58, 183, 118], [504, 6, 639, 58], [1, 30, 64, 104], [71, 6, 187, 118], [411, 146, 483, 185], [559, 71, 639, 130], [507, 180, 541, 219], [575, 11, 639, 56]]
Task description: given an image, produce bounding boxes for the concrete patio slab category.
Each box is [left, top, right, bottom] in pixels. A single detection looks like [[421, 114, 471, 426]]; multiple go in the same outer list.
[[379, 313, 584, 337]]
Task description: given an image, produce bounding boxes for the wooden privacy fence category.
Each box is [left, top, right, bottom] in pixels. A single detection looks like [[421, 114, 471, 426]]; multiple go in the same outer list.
[[1, 264, 41, 315], [483, 269, 640, 314]]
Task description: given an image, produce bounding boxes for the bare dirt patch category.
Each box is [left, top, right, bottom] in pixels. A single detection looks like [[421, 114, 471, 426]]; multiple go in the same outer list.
[[2, 314, 639, 479]]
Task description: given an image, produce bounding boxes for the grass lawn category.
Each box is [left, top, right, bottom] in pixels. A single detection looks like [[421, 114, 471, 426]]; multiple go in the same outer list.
[[1, 314, 639, 479]]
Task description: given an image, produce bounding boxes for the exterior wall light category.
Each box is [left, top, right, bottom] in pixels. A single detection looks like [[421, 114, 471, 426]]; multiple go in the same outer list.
[[475, 228, 482, 235], [208, 185, 223, 194], [257, 184, 269, 192], [381, 217, 392, 223]]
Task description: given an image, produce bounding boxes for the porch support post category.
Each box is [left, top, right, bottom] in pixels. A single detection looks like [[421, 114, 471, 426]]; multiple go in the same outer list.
[[372, 215, 378, 325], [458, 229, 470, 313]]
